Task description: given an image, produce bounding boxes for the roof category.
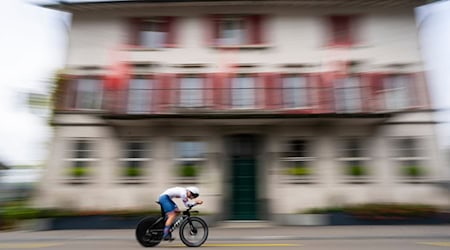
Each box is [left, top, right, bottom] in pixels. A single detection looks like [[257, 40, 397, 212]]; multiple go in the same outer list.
[[40, 0, 428, 12]]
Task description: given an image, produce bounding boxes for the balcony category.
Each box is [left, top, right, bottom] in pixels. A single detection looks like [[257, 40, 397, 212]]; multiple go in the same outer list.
[[53, 73, 429, 122]]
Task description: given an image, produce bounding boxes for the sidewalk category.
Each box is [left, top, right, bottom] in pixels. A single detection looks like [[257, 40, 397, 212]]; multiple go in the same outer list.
[[0, 225, 449, 242]]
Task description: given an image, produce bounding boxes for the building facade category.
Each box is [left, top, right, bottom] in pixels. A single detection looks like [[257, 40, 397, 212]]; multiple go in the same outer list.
[[38, 0, 448, 220]]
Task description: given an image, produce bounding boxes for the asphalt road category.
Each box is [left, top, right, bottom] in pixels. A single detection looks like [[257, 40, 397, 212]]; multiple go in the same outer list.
[[0, 226, 449, 250]]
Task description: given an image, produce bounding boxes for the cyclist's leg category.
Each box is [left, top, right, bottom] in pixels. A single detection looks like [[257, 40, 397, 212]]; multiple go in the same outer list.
[[158, 195, 177, 241]]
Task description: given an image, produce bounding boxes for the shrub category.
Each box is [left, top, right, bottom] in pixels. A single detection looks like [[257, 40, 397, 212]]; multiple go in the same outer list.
[[69, 167, 89, 177], [286, 166, 311, 176], [402, 165, 425, 177], [124, 167, 142, 177], [347, 165, 367, 176], [179, 164, 198, 177]]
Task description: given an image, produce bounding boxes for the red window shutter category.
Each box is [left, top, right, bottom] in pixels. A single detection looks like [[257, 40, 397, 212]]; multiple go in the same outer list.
[[67, 75, 78, 110], [308, 73, 321, 112], [167, 74, 175, 112], [305, 74, 314, 110], [213, 73, 223, 109], [201, 74, 208, 107], [264, 73, 281, 110], [212, 73, 229, 109], [359, 73, 371, 112], [155, 74, 173, 113], [248, 15, 264, 45], [370, 73, 384, 94], [165, 16, 177, 47], [148, 75, 155, 113], [255, 73, 264, 108], [173, 74, 181, 108], [330, 16, 352, 46], [318, 73, 334, 112], [128, 18, 142, 46], [368, 73, 385, 111]]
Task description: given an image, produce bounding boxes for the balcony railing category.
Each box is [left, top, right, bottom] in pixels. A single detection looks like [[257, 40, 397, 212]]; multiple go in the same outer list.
[[54, 73, 429, 116]]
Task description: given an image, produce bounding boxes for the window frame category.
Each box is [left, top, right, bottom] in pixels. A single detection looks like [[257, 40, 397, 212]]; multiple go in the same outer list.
[[178, 76, 205, 108], [279, 138, 316, 184], [64, 139, 98, 184], [231, 75, 257, 109], [334, 75, 362, 113], [390, 137, 428, 183], [337, 137, 372, 184], [127, 76, 154, 114], [281, 74, 310, 109], [130, 17, 176, 49], [382, 74, 413, 111], [210, 14, 266, 48], [118, 139, 151, 184], [74, 77, 103, 111], [173, 139, 207, 184], [218, 16, 248, 46]]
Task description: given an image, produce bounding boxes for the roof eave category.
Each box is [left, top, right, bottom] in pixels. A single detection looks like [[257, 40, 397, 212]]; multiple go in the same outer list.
[[39, 0, 428, 12]]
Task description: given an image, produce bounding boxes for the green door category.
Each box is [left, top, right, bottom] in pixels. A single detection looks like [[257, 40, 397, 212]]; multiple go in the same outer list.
[[228, 135, 259, 220]]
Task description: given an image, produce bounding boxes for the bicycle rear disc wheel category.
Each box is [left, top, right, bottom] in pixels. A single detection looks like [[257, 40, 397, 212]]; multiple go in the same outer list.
[[135, 216, 164, 247], [179, 217, 208, 247]]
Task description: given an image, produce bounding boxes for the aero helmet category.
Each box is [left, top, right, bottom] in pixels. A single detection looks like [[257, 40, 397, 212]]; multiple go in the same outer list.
[[186, 186, 200, 198]]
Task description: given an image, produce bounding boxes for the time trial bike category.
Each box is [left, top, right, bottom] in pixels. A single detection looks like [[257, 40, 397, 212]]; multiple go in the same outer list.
[[135, 202, 208, 247]]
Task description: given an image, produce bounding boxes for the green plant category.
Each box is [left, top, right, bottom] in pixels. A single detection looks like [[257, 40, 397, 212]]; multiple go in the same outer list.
[[179, 164, 198, 177], [402, 165, 425, 177], [69, 166, 90, 177], [347, 165, 367, 176], [286, 166, 311, 176], [124, 167, 142, 177]]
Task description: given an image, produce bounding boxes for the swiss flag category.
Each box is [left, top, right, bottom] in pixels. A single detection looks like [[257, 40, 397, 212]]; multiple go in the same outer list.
[[105, 46, 131, 91]]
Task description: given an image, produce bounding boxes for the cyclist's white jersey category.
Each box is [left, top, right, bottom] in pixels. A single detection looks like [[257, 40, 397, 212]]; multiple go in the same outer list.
[[160, 187, 195, 208]]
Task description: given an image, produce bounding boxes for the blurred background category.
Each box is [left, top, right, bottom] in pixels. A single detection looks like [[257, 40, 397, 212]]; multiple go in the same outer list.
[[0, 0, 450, 230]]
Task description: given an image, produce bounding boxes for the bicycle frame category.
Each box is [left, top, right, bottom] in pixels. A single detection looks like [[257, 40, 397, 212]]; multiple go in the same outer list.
[[136, 203, 207, 247]]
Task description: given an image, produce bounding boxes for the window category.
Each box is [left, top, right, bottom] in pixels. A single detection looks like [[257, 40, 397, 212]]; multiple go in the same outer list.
[[140, 19, 166, 48], [75, 78, 103, 110], [383, 75, 411, 110], [219, 17, 246, 45], [65, 139, 97, 183], [119, 140, 150, 182], [179, 77, 203, 108], [280, 139, 315, 183], [131, 17, 175, 48], [232, 76, 255, 109], [334, 76, 361, 113], [391, 137, 427, 181], [282, 75, 308, 109], [210, 15, 264, 46], [174, 141, 206, 183], [328, 15, 355, 46], [128, 77, 153, 114], [338, 138, 370, 183]]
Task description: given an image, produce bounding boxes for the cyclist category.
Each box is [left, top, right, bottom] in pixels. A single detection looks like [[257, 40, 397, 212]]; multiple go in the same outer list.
[[158, 186, 203, 241]]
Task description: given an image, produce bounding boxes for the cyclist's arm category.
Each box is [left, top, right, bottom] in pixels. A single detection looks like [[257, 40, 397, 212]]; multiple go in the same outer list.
[[181, 195, 196, 208]]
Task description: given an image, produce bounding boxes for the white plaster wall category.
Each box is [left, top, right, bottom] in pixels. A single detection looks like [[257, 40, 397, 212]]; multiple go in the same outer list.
[[66, 8, 423, 72]]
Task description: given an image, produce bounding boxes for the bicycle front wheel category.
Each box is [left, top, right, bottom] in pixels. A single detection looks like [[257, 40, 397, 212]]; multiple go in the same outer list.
[[179, 217, 209, 247]]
